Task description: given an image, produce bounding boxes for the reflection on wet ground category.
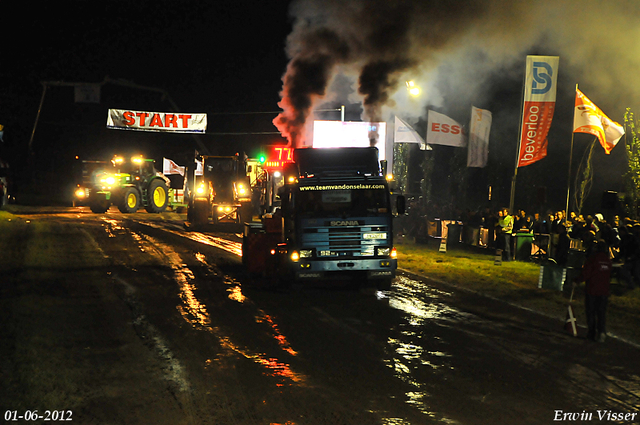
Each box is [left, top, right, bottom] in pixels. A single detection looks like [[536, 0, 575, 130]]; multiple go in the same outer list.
[[126, 229, 304, 386], [89, 214, 640, 422], [102, 218, 126, 238], [139, 220, 243, 256], [255, 312, 299, 357], [378, 274, 640, 423]]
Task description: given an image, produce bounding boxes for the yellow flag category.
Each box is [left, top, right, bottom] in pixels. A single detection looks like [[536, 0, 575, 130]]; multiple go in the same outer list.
[[573, 89, 624, 154]]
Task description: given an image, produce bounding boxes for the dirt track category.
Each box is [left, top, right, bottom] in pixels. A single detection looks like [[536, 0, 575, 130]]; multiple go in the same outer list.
[[2, 207, 640, 424]]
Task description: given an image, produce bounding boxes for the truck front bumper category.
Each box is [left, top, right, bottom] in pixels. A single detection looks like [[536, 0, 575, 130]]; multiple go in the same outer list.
[[291, 258, 397, 280]]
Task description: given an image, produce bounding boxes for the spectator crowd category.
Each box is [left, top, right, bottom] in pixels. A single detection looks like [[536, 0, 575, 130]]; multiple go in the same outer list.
[[399, 202, 640, 289]]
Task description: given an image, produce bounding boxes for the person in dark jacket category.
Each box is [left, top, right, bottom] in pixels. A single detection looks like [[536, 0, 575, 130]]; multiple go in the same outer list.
[[573, 240, 612, 342], [553, 224, 570, 267]]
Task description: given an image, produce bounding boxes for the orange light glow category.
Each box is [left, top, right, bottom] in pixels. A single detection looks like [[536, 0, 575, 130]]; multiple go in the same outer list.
[[256, 313, 298, 356]]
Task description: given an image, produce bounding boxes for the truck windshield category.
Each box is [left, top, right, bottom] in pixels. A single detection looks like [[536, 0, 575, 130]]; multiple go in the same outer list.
[[296, 185, 389, 217]]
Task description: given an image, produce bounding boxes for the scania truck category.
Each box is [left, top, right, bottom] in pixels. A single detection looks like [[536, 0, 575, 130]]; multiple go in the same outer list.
[[243, 147, 404, 289]]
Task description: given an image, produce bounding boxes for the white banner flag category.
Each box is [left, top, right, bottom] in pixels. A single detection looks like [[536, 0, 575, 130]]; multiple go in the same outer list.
[[163, 158, 185, 176], [467, 106, 492, 167], [395, 116, 424, 143], [107, 109, 207, 133], [426, 110, 466, 147]]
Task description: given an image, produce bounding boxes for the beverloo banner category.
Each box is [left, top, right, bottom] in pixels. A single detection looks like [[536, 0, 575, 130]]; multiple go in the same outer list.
[[517, 56, 559, 167]]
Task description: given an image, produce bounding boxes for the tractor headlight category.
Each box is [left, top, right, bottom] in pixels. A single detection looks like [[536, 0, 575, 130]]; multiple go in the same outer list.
[[100, 175, 116, 187]]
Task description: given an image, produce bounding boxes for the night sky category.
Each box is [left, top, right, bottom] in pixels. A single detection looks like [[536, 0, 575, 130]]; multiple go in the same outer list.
[[2, 0, 639, 214], [1, 0, 292, 195]]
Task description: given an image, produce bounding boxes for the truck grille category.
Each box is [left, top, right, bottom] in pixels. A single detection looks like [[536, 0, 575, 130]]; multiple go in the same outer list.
[[302, 225, 389, 256]]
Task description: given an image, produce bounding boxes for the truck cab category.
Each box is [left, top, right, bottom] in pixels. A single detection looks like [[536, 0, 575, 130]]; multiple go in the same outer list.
[[244, 147, 404, 289]]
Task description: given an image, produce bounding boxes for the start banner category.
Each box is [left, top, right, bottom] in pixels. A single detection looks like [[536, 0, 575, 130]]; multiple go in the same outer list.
[[107, 109, 207, 133], [517, 55, 559, 167]]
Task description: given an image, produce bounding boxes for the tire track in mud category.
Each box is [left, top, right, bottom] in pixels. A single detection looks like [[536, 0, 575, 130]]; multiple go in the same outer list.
[[97, 217, 311, 424], [83, 218, 201, 422]]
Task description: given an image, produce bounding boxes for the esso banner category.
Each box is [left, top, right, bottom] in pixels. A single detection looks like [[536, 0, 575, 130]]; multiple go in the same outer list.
[[517, 56, 559, 167], [426, 110, 466, 147], [107, 109, 207, 133]]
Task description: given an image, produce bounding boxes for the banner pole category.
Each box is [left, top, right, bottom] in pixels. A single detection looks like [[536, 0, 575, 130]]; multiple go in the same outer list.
[[509, 60, 528, 213], [28, 82, 48, 157], [564, 84, 578, 223]]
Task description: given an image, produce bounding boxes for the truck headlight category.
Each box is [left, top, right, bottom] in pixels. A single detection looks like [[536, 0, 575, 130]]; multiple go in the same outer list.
[[299, 249, 313, 258], [376, 247, 390, 256], [196, 184, 206, 195], [290, 251, 300, 262], [74, 188, 86, 198]]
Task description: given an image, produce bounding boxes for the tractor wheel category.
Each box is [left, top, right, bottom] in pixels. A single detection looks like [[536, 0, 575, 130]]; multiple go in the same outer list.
[[191, 200, 209, 225], [89, 197, 110, 214], [239, 204, 254, 224], [118, 187, 140, 213], [145, 179, 169, 213]]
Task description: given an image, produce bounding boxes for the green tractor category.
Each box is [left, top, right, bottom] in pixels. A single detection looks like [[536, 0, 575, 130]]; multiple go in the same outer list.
[[88, 155, 170, 214]]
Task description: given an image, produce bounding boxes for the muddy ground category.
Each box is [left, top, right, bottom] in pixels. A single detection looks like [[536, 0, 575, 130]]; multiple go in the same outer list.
[[1, 206, 640, 424]]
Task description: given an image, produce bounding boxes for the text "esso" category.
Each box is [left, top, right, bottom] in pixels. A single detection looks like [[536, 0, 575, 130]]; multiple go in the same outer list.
[[431, 123, 461, 134]]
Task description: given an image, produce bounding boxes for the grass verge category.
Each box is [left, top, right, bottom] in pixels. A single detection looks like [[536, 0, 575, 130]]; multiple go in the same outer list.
[[396, 239, 640, 346]]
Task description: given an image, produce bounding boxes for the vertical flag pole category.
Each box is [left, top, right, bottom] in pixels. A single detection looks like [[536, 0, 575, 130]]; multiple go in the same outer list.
[[564, 84, 578, 223], [509, 65, 527, 213]]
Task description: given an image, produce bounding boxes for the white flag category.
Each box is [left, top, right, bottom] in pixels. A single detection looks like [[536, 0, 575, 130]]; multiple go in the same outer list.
[[163, 158, 185, 176], [394, 116, 428, 150], [426, 110, 466, 147], [467, 106, 492, 167]]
